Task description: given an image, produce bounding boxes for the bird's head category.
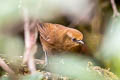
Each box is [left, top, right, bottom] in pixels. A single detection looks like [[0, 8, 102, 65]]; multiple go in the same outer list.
[[66, 28, 84, 45]]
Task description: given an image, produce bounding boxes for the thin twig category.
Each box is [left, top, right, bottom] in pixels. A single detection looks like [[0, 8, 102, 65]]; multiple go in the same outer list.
[[23, 8, 30, 64], [23, 8, 38, 74], [0, 57, 14, 74], [110, 0, 120, 17], [0, 57, 16, 79]]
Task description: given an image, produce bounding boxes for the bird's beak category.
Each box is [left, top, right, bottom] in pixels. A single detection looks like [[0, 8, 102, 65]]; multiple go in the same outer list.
[[77, 40, 84, 44]]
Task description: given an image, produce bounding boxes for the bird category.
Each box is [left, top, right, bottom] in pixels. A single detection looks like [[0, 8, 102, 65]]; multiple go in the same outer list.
[[37, 23, 90, 64]]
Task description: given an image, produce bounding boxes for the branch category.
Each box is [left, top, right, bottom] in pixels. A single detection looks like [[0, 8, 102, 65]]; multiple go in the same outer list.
[[23, 8, 38, 74], [110, 0, 120, 17], [0, 57, 16, 79]]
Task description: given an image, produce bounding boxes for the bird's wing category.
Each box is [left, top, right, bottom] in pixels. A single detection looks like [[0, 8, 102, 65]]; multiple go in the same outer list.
[[37, 23, 57, 44]]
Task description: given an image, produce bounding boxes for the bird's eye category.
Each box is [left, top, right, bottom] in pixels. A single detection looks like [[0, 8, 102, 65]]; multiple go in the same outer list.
[[72, 38, 77, 41]]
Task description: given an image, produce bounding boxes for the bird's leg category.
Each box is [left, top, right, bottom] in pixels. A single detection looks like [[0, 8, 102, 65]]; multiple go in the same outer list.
[[44, 51, 48, 66]]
